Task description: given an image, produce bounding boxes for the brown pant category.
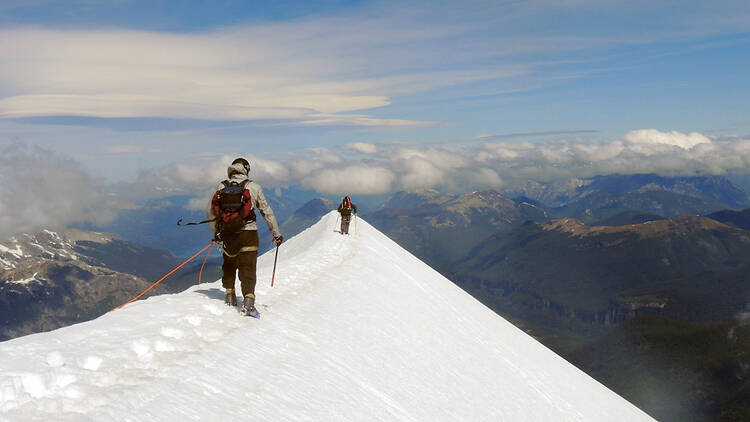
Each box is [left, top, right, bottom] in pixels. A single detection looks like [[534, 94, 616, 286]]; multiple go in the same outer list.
[[221, 230, 259, 297], [340, 214, 351, 234]]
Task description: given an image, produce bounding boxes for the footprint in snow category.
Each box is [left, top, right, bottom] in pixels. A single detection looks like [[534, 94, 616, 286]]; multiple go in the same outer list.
[[54, 374, 77, 389], [45, 352, 64, 367], [20, 373, 46, 398], [202, 304, 225, 316], [155, 340, 177, 352], [160, 327, 184, 339], [185, 315, 202, 326], [131, 340, 152, 361], [81, 356, 103, 371]]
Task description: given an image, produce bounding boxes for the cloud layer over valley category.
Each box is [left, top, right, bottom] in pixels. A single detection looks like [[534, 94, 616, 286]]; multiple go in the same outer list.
[[144, 129, 750, 197], [1, 130, 749, 240]]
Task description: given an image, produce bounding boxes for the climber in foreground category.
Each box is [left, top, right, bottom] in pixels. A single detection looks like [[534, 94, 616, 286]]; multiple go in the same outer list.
[[208, 157, 283, 317], [337, 196, 357, 235]]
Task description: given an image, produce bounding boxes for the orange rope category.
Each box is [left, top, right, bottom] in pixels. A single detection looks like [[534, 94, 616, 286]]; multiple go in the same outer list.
[[198, 241, 216, 285], [111, 242, 215, 312]]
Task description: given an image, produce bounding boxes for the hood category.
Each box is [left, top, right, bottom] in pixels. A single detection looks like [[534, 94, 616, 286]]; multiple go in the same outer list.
[[227, 163, 249, 181]]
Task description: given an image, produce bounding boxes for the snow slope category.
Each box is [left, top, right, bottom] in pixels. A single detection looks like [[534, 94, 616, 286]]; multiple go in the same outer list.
[[0, 212, 654, 421]]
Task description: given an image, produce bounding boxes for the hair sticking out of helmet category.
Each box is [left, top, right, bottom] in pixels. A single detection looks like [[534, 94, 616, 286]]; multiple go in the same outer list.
[[232, 157, 250, 174]]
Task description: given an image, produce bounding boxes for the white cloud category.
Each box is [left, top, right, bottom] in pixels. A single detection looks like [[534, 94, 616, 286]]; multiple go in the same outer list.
[[115, 129, 750, 200], [623, 129, 712, 149], [0, 143, 118, 239], [244, 155, 292, 183], [481, 143, 522, 161], [344, 142, 377, 154], [11, 0, 731, 130], [301, 165, 395, 195], [2, 127, 747, 239], [393, 147, 470, 170], [0, 19, 526, 127], [139, 153, 298, 193], [298, 114, 431, 127], [398, 158, 446, 190], [0, 26, 419, 125], [469, 168, 504, 189], [186, 197, 208, 212]]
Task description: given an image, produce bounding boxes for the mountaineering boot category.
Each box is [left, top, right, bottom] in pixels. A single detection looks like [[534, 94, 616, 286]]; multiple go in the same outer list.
[[225, 289, 237, 306], [242, 294, 260, 318]]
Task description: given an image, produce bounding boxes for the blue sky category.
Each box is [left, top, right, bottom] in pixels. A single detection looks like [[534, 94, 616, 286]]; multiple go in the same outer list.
[[0, 0, 749, 196]]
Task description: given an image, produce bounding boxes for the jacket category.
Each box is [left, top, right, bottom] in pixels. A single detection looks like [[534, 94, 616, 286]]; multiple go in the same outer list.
[[337, 201, 357, 217], [207, 163, 282, 239]]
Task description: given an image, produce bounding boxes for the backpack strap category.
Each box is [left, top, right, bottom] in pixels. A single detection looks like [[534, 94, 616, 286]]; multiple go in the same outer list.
[[240, 179, 255, 221]]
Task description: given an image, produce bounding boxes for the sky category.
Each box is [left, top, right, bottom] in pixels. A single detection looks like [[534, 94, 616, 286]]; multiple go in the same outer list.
[[0, 0, 750, 234]]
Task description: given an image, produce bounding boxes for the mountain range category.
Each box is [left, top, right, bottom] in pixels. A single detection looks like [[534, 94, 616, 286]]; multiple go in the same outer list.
[[452, 216, 750, 326], [280, 197, 335, 239], [507, 174, 750, 209], [365, 189, 548, 273], [708, 208, 750, 230], [449, 214, 750, 420], [551, 189, 726, 222]]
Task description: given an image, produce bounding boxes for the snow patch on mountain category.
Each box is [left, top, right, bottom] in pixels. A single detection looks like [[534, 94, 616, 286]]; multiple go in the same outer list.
[[7, 272, 41, 285], [0, 212, 653, 421], [0, 244, 24, 258], [0, 230, 93, 272]]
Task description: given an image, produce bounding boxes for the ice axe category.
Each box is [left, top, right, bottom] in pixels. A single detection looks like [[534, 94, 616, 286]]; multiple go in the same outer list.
[[177, 217, 216, 227]]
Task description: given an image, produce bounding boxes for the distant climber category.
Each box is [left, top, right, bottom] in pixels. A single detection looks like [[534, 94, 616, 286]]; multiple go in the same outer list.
[[337, 196, 358, 235], [208, 157, 283, 317]]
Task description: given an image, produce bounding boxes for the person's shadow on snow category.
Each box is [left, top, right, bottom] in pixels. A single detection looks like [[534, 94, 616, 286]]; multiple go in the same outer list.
[[194, 288, 225, 301]]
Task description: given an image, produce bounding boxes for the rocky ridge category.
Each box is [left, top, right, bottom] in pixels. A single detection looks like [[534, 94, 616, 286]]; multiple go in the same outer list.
[[0, 229, 184, 341]]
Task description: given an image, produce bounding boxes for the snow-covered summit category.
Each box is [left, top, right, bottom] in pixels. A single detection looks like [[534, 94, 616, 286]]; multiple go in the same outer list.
[[0, 212, 653, 421]]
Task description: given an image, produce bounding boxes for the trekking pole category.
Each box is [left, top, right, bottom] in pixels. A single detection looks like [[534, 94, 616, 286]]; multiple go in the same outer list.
[[271, 245, 280, 287], [335, 214, 340, 232], [355, 214, 358, 237]]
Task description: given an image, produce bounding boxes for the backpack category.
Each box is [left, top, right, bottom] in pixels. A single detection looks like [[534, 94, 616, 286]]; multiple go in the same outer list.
[[339, 196, 353, 216], [211, 179, 254, 233]]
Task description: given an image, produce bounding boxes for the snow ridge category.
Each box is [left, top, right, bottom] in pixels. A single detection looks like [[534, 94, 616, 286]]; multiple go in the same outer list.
[[0, 212, 654, 421]]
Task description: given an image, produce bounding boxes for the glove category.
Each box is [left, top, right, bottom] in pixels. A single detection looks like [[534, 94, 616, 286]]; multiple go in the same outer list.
[[273, 235, 283, 246]]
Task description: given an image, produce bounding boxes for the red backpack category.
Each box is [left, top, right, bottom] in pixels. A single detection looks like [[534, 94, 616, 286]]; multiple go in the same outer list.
[[211, 180, 254, 233]]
